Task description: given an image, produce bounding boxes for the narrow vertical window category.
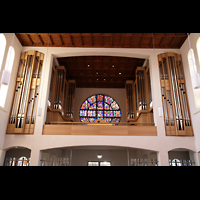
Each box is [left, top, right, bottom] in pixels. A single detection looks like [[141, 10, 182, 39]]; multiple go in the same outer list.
[[196, 37, 200, 67], [187, 48, 200, 109], [0, 33, 6, 71], [0, 46, 15, 108]]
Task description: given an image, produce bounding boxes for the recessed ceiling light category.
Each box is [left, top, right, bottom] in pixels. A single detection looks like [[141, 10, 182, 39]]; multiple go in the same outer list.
[[96, 71, 98, 74], [112, 64, 114, 67], [88, 64, 90, 67], [97, 78, 98, 80], [89, 77, 91, 80], [97, 154, 102, 159], [104, 78, 106, 81], [119, 72, 121, 75]]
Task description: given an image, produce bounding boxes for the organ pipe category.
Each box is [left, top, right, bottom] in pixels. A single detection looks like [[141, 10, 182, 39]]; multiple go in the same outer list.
[[158, 52, 193, 136], [46, 64, 76, 122], [125, 64, 153, 123], [7, 51, 44, 134], [126, 81, 134, 119]]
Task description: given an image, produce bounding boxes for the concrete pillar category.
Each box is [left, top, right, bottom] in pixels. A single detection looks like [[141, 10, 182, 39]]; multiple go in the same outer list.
[[158, 150, 169, 166], [193, 151, 200, 166], [30, 148, 42, 166], [0, 149, 6, 166]]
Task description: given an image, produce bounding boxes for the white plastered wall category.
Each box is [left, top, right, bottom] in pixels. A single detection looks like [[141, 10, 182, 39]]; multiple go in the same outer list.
[[180, 33, 200, 153], [1, 41, 198, 165], [0, 33, 22, 165]]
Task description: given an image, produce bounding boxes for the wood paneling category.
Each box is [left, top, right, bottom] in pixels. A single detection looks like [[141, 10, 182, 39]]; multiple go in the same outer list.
[[16, 33, 188, 49], [57, 56, 145, 88], [42, 124, 157, 136]]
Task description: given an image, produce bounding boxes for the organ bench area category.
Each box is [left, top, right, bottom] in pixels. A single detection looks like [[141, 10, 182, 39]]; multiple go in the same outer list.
[[7, 51, 44, 134], [158, 52, 193, 136], [125, 64, 154, 125], [46, 65, 76, 123]]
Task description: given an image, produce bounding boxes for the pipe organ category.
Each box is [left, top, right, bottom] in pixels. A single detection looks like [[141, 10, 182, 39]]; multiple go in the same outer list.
[[158, 52, 193, 136], [7, 51, 44, 134], [125, 65, 153, 124], [46, 65, 76, 123]]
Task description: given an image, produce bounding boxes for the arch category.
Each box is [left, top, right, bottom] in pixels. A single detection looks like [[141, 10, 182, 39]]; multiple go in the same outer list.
[[79, 94, 121, 123], [0, 33, 6, 71], [168, 147, 195, 153]]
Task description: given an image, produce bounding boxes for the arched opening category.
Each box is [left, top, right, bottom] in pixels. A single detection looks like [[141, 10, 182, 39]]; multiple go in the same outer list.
[[168, 148, 195, 166], [3, 147, 31, 166], [40, 146, 158, 166]]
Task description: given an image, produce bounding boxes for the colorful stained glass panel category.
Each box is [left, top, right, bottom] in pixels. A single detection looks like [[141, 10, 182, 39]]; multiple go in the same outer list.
[[88, 95, 96, 104], [81, 100, 88, 109], [97, 95, 103, 101], [88, 110, 96, 117], [80, 94, 121, 123], [97, 111, 103, 117], [89, 103, 96, 110], [79, 110, 87, 116], [111, 101, 119, 110], [97, 102, 103, 110]]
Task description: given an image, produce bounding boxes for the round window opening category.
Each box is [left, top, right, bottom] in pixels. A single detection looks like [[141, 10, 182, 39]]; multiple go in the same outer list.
[[79, 94, 121, 123]]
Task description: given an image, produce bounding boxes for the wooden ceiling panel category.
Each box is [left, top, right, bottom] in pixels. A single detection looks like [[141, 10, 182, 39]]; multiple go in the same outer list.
[[16, 33, 188, 48], [57, 55, 145, 88]]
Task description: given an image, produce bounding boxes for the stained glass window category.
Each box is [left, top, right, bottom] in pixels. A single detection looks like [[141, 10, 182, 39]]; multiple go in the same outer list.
[[79, 94, 121, 123]]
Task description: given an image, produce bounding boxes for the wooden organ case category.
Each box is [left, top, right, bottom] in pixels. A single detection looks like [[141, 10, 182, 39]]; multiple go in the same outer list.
[[125, 65, 154, 124], [7, 51, 44, 134], [46, 65, 76, 123], [158, 52, 193, 136]]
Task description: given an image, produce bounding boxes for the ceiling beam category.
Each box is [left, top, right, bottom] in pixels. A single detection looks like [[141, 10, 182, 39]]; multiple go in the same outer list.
[[120, 34, 124, 46], [79, 33, 83, 46], [68, 33, 73, 46], [37, 34, 44, 45], [48, 34, 54, 45], [26, 34, 34, 45], [59, 34, 64, 45]]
